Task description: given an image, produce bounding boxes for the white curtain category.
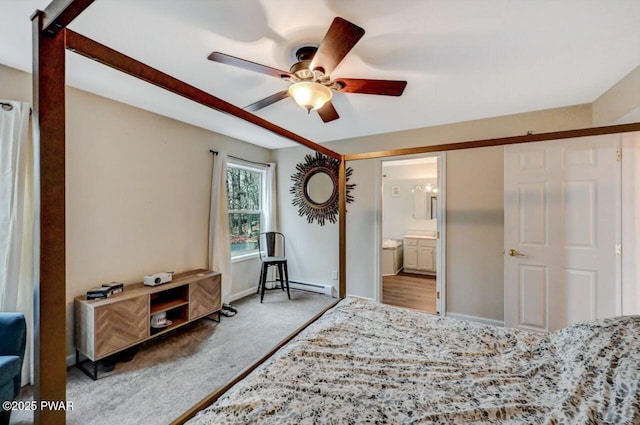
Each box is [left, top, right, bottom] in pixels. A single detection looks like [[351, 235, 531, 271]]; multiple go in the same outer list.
[[263, 162, 277, 232], [0, 100, 36, 385], [208, 151, 232, 302]]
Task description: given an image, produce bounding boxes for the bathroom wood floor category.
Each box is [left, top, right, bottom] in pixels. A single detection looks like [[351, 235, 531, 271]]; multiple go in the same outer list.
[[382, 271, 437, 314]]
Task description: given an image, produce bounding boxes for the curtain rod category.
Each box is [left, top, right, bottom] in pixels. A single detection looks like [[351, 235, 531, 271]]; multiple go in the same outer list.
[[209, 150, 270, 167]]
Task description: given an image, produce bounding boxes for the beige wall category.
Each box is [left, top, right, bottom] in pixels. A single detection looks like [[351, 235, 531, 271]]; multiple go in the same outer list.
[[0, 64, 31, 102], [273, 146, 340, 289], [1, 64, 270, 356], [445, 146, 504, 320], [593, 65, 640, 125], [359, 106, 592, 321], [275, 105, 593, 322], [334, 105, 593, 155], [270, 69, 638, 322]]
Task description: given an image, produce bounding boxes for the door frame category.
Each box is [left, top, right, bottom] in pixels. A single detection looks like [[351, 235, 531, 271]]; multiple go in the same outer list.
[[621, 133, 640, 315], [376, 152, 447, 316]]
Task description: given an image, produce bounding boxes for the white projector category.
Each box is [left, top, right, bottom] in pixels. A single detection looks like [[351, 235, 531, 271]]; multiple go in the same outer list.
[[143, 272, 173, 286]]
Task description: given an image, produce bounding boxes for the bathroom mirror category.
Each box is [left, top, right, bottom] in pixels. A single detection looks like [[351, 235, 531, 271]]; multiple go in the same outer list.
[[412, 187, 426, 220], [412, 180, 437, 220], [290, 152, 355, 226]]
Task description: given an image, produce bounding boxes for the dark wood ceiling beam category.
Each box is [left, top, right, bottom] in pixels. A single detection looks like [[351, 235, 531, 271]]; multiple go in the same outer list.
[[36, 0, 95, 36], [345, 122, 640, 161], [64, 29, 341, 160]]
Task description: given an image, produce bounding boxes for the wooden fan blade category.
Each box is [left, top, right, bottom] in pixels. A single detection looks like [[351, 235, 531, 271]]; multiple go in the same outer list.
[[245, 90, 290, 112], [335, 78, 407, 96], [317, 101, 340, 123], [310, 17, 365, 76], [208, 52, 291, 79]]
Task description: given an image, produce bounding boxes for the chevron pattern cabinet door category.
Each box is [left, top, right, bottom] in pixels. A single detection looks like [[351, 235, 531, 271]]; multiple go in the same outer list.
[[94, 295, 148, 359], [189, 275, 221, 320]]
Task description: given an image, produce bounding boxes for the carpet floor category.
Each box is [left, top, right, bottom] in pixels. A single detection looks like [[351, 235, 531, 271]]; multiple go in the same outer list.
[[10, 289, 336, 425]]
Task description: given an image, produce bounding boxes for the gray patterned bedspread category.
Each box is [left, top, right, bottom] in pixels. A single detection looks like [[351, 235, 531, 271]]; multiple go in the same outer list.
[[188, 297, 640, 424]]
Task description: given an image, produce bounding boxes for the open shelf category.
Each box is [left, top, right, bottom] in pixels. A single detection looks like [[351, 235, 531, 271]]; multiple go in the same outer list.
[[149, 284, 189, 316], [150, 296, 189, 334], [150, 298, 189, 315]]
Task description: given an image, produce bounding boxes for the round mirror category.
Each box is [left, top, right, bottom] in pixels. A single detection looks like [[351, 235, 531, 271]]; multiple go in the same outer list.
[[305, 171, 334, 205], [290, 152, 356, 226]]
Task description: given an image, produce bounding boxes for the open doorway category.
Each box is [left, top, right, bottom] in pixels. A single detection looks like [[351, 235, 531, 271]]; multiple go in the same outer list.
[[379, 153, 446, 315]]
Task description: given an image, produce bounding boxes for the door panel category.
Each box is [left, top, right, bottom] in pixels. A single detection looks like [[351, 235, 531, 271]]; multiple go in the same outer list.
[[519, 183, 547, 245], [519, 265, 547, 330], [564, 181, 596, 247], [565, 269, 596, 324], [505, 135, 621, 332]]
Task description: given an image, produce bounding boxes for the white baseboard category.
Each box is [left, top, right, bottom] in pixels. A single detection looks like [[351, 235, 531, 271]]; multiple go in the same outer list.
[[289, 280, 334, 297], [346, 294, 376, 302], [446, 312, 504, 327], [228, 281, 335, 302]]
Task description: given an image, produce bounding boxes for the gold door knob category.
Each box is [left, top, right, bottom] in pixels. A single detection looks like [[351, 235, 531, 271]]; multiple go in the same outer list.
[[507, 249, 525, 257]]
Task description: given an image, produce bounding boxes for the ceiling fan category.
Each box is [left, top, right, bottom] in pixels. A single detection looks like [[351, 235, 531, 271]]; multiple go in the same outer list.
[[207, 17, 407, 123]]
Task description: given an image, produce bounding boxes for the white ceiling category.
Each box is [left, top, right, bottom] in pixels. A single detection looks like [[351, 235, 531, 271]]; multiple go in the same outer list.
[[2, 0, 639, 149]]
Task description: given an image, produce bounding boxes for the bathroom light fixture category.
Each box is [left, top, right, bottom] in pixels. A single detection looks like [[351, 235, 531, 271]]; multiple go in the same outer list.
[[425, 184, 432, 192], [288, 82, 333, 113]]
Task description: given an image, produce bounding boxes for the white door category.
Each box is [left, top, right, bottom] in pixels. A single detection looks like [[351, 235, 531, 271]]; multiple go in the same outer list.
[[504, 135, 621, 332]]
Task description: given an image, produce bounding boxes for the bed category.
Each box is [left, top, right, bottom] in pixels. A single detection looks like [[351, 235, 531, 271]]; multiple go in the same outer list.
[[187, 297, 640, 424], [30, 3, 640, 423]]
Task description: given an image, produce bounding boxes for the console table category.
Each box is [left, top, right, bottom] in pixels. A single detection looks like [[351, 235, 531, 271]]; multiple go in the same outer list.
[[74, 269, 221, 379]]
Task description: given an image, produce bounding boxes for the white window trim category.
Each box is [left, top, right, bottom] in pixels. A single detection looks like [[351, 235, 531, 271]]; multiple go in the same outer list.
[[231, 251, 261, 263], [227, 160, 267, 259]]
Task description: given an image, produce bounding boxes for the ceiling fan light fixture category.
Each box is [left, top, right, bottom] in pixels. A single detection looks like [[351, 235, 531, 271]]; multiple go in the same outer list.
[[288, 82, 333, 113]]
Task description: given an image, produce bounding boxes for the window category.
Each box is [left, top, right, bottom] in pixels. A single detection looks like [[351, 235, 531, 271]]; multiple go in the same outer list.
[[227, 162, 265, 258]]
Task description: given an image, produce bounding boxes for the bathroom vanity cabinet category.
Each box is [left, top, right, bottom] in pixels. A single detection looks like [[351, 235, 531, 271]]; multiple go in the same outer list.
[[403, 236, 437, 275]]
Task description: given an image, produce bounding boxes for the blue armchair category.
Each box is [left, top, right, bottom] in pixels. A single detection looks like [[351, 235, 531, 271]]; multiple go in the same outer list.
[[0, 313, 26, 425]]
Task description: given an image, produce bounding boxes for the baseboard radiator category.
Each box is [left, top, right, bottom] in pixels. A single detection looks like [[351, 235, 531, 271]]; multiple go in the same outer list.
[[289, 280, 334, 297]]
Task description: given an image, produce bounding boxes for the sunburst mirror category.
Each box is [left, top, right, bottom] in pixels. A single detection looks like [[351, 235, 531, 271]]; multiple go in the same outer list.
[[290, 152, 355, 226]]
